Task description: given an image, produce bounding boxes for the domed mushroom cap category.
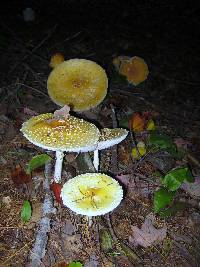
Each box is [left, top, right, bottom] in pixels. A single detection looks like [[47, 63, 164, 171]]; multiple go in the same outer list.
[[47, 59, 108, 111], [21, 113, 100, 152], [97, 128, 128, 150], [61, 173, 123, 216], [49, 52, 65, 68]]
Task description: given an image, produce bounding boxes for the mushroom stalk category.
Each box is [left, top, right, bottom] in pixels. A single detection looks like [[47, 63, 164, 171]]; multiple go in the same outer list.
[[87, 216, 93, 227], [54, 151, 64, 182], [93, 149, 99, 171]]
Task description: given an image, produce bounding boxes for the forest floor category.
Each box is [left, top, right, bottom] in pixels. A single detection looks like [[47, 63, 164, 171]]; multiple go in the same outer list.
[[0, 2, 200, 266]]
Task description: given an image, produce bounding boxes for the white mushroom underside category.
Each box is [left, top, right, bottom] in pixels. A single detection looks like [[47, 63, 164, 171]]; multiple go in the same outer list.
[[23, 133, 98, 152]]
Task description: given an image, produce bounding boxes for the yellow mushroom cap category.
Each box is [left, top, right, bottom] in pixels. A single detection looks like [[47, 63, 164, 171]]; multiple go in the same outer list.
[[47, 59, 108, 111], [61, 173, 123, 216], [20, 113, 100, 152], [97, 128, 128, 150], [119, 56, 149, 86], [49, 52, 65, 68]]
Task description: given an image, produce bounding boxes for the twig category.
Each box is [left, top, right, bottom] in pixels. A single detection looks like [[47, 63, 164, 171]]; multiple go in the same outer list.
[[110, 104, 118, 174], [7, 24, 57, 76], [49, 31, 82, 49], [29, 161, 56, 267], [17, 83, 49, 98], [187, 153, 200, 169], [22, 63, 46, 88]]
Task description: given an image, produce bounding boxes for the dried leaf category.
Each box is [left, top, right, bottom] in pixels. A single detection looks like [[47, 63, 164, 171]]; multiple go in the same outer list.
[[50, 182, 63, 203], [129, 111, 151, 132], [116, 174, 155, 197], [54, 105, 70, 119], [11, 165, 31, 186], [129, 213, 167, 248], [53, 262, 69, 267], [129, 112, 145, 131]]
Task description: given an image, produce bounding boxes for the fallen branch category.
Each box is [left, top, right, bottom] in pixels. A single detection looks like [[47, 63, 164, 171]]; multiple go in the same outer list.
[[28, 161, 56, 267]]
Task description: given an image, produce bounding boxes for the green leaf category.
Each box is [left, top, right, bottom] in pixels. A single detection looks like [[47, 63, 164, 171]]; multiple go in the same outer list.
[[68, 261, 83, 267], [153, 187, 174, 213], [21, 200, 32, 223], [162, 167, 194, 191], [159, 202, 186, 218], [149, 132, 176, 150], [26, 154, 52, 174]]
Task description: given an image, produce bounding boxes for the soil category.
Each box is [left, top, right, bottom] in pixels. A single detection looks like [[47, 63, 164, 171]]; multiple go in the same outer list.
[[0, 1, 200, 266]]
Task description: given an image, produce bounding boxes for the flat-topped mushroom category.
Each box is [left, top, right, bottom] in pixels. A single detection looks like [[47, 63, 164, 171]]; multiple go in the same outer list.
[[21, 113, 100, 182], [47, 59, 108, 111], [61, 173, 123, 216]]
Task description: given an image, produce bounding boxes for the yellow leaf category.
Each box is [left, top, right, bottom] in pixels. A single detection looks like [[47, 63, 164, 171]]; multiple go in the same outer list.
[[146, 119, 155, 131], [131, 142, 146, 159]]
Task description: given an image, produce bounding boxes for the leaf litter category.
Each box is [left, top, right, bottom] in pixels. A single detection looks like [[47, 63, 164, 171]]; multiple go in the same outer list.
[[1, 2, 200, 266]]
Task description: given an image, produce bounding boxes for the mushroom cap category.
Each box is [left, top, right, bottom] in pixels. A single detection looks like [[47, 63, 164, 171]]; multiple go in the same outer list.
[[61, 173, 123, 216], [97, 128, 128, 150], [47, 59, 108, 111], [119, 56, 149, 86], [21, 113, 100, 152], [49, 52, 65, 68]]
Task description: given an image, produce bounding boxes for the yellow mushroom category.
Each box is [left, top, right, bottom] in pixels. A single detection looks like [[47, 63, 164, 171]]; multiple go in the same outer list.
[[119, 56, 149, 86], [49, 52, 65, 68], [21, 113, 100, 182], [47, 59, 108, 111], [61, 173, 123, 216]]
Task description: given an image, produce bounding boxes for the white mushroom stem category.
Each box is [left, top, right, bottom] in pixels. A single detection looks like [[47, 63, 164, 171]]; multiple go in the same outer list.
[[87, 216, 93, 227], [54, 151, 64, 182], [93, 149, 99, 171]]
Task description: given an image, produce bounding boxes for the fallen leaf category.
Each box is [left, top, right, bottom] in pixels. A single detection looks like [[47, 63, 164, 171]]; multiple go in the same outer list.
[[129, 213, 167, 248], [26, 154, 52, 174], [129, 111, 152, 132], [53, 262, 68, 267], [146, 118, 156, 130], [11, 165, 32, 186], [129, 112, 146, 131], [50, 182, 63, 204], [21, 200, 32, 223], [116, 174, 155, 197], [54, 105, 70, 119], [132, 141, 146, 159], [68, 261, 83, 267]]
